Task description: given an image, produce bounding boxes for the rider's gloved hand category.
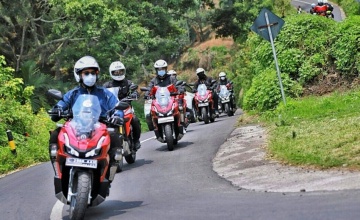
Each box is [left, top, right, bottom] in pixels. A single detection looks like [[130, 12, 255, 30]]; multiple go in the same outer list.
[[49, 106, 63, 122], [109, 115, 123, 126], [130, 93, 138, 99], [144, 91, 150, 99]]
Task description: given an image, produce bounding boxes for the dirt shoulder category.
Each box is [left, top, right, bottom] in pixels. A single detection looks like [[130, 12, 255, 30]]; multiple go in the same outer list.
[[212, 124, 360, 192]]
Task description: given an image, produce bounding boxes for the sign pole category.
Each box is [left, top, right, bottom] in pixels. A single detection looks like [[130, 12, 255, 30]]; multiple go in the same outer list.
[[265, 12, 286, 105]]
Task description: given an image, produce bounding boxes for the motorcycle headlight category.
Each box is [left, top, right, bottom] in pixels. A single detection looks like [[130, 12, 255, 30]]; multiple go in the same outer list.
[[167, 110, 173, 116], [85, 136, 106, 157], [64, 133, 79, 157]]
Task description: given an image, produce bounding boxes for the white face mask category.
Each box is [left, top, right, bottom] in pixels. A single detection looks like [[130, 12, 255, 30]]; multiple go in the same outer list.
[[83, 74, 97, 87], [158, 70, 166, 77], [220, 76, 226, 80]]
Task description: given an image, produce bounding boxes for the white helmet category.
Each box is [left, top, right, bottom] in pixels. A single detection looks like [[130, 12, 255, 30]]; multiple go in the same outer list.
[[311, 3, 316, 8], [196, 67, 206, 75], [219, 72, 226, 80], [73, 56, 100, 83], [109, 61, 126, 81], [167, 70, 177, 75], [318, 0, 324, 4], [154, 59, 167, 69], [154, 59, 168, 78], [323, 0, 328, 3]]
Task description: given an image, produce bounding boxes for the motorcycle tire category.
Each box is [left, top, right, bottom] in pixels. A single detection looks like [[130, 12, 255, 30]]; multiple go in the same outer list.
[[201, 108, 209, 124], [125, 150, 136, 164], [164, 124, 174, 151], [225, 103, 233, 116], [69, 171, 91, 220]]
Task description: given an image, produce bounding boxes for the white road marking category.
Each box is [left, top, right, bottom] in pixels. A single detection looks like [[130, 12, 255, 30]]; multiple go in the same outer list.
[[50, 200, 64, 220]]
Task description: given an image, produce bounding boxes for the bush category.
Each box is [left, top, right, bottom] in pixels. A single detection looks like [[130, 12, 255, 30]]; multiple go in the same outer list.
[[243, 69, 302, 111], [330, 16, 360, 76]]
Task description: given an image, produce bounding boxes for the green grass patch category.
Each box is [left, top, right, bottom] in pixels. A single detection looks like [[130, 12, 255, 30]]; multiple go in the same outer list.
[[260, 89, 360, 169]]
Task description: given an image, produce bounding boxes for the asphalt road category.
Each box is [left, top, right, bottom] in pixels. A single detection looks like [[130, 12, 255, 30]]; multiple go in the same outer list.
[[1, 112, 360, 220]]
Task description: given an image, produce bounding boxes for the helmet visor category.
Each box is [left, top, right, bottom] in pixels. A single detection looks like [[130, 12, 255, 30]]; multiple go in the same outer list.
[[112, 70, 125, 76]]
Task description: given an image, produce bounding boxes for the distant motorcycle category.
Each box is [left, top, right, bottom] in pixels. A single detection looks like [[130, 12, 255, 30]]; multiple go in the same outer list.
[[194, 82, 217, 124], [218, 84, 235, 117]]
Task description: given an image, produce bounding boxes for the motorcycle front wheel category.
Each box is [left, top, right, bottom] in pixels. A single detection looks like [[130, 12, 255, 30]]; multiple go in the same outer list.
[[125, 146, 136, 164], [201, 107, 209, 124], [164, 124, 174, 151], [69, 171, 91, 220]]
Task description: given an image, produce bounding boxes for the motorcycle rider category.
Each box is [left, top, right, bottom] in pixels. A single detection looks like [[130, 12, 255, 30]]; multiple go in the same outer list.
[[145, 59, 186, 141], [48, 56, 123, 185], [103, 61, 142, 150], [192, 67, 219, 117], [218, 71, 236, 110], [323, 0, 334, 18], [310, 3, 316, 14]]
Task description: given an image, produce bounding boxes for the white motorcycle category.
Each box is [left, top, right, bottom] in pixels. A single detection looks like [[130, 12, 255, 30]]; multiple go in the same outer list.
[[218, 84, 235, 117]]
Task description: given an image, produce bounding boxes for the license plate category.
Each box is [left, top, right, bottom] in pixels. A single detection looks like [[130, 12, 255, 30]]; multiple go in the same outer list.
[[66, 158, 97, 169], [158, 116, 174, 124], [198, 103, 209, 107]]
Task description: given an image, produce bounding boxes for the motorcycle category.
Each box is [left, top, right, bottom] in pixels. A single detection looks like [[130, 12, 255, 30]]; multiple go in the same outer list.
[[106, 84, 139, 172], [141, 82, 185, 151], [218, 84, 235, 117], [193, 82, 217, 124], [47, 89, 124, 220]]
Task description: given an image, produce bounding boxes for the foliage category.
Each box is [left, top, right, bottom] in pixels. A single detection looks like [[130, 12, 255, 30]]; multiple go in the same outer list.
[[338, 0, 360, 16], [238, 14, 360, 112], [330, 16, 360, 76], [0, 58, 53, 174], [210, 0, 273, 42], [243, 68, 302, 111]]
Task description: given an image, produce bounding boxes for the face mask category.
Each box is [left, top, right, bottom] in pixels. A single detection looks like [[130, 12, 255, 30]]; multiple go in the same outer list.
[[220, 76, 226, 80], [158, 70, 166, 77], [83, 74, 97, 87]]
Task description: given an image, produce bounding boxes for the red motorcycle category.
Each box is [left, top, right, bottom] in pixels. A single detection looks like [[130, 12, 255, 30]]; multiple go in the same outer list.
[[106, 85, 139, 171], [194, 83, 216, 124], [48, 90, 123, 220], [141, 82, 185, 151]]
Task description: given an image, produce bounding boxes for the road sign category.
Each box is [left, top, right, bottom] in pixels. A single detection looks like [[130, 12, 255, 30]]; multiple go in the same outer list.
[[250, 8, 285, 42], [250, 8, 286, 105]]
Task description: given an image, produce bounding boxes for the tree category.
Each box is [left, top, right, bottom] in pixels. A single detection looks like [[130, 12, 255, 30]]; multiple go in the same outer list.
[[210, 0, 273, 42]]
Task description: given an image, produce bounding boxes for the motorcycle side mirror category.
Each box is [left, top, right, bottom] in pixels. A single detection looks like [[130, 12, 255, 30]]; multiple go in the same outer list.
[[140, 87, 149, 92], [115, 101, 130, 110], [175, 80, 184, 86], [129, 84, 138, 91], [47, 89, 63, 100]]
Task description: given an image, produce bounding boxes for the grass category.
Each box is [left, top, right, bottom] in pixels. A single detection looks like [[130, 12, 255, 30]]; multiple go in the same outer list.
[[255, 88, 360, 170]]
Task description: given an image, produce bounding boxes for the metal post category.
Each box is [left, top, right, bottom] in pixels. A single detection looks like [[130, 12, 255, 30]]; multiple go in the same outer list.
[[6, 130, 17, 155], [265, 12, 286, 105]]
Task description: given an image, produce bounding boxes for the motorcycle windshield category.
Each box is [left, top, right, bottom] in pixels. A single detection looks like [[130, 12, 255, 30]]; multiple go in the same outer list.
[[69, 94, 101, 137], [197, 84, 207, 97], [106, 87, 120, 102], [155, 87, 171, 108], [219, 85, 230, 98]]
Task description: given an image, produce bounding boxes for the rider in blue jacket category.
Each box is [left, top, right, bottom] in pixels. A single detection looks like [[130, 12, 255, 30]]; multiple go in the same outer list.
[[48, 56, 123, 185]]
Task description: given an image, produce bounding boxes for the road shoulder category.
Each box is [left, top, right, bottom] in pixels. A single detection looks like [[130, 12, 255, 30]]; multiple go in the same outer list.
[[213, 124, 360, 192]]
